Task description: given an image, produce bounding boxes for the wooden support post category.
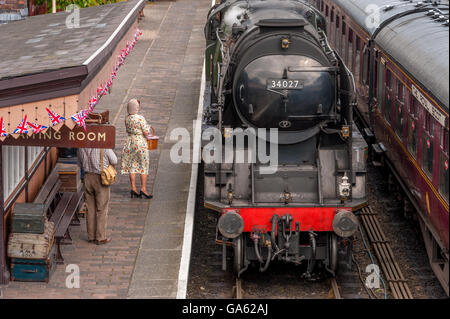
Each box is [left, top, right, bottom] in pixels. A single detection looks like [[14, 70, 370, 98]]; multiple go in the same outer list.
[[0, 145, 9, 284]]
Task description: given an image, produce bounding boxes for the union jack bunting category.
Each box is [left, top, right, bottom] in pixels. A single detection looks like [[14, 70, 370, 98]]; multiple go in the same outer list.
[[71, 110, 87, 131], [13, 115, 29, 134], [46, 107, 65, 126], [27, 121, 48, 134], [0, 117, 7, 137]]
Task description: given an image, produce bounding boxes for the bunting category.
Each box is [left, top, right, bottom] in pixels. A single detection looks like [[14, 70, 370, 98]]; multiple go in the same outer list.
[[2, 28, 142, 138]]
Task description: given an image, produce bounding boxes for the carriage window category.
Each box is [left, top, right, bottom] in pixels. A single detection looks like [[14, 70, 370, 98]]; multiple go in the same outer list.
[[441, 126, 448, 153], [395, 101, 404, 137], [440, 128, 449, 202], [423, 115, 434, 178], [342, 21, 347, 63], [408, 97, 418, 158], [355, 37, 361, 81], [440, 152, 449, 202], [395, 81, 405, 137], [348, 28, 354, 71], [363, 47, 369, 84], [335, 15, 340, 52], [410, 95, 418, 117], [384, 70, 392, 124], [377, 61, 384, 107], [425, 112, 433, 135]]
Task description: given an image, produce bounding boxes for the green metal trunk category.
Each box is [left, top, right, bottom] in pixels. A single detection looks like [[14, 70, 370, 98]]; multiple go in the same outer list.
[[11, 203, 46, 234]]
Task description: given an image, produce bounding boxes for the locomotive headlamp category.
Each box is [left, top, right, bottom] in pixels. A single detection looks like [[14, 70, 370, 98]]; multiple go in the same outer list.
[[333, 209, 359, 237], [282, 191, 292, 204], [338, 173, 351, 201], [218, 211, 244, 239], [226, 190, 235, 204]]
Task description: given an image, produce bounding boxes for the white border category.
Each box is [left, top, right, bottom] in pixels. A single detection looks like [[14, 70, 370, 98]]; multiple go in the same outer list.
[[176, 0, 214, 300], [83, 0, 145, 66], [176, 61, 206, 299]]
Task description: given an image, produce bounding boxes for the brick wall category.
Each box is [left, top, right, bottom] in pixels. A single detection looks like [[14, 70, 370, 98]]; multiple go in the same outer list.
[[0, 0, 27, 13]]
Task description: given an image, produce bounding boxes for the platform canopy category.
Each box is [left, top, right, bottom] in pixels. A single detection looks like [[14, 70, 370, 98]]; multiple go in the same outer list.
[[0, 0, 145, 142]]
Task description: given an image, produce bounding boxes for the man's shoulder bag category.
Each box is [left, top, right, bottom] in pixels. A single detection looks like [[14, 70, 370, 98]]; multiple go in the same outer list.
[[100, 149, 117, 186]]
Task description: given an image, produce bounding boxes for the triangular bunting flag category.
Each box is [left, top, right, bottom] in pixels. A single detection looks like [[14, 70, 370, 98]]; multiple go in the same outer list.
[[71, 110, 87, 131], [46, 108, 65, 126], [13, 115, 29, 134], [0, 117, 7, 137], [27, 121, 48, 134]]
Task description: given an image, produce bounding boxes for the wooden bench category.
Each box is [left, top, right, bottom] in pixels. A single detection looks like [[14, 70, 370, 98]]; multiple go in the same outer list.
[[34, 168, 84, 264], [53, 190, 84, 264]]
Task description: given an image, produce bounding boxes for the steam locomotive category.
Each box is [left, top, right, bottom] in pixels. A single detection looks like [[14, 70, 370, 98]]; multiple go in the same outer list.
[[202, 0, 368, 277]]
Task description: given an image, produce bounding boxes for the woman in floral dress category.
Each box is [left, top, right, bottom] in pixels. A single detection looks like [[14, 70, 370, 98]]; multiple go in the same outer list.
[[121, 98, 153, 198]]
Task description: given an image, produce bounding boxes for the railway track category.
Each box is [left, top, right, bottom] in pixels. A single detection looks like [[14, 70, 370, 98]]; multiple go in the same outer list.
[[233, 276, 345, 299], [329, 278, 342, 299], [359, 206, 413, 299]]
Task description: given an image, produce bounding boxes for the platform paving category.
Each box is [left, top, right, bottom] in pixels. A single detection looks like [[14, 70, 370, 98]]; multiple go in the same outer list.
[[1, 0, 210, 299]]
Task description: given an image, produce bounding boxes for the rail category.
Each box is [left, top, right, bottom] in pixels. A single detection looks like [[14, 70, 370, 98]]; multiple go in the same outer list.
[[360, 206, 413, 299]]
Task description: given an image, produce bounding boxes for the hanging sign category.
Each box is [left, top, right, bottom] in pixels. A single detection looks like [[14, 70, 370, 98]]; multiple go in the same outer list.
[[0, 125, 115, 149]]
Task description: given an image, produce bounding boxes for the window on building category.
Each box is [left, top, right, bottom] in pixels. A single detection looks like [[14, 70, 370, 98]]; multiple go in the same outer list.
[[326, 5, 329, 17], [423, 113, 434, 178], [27, 147, 44, 170], [440, 128, 449, 202], [2, 146, 25, 201]]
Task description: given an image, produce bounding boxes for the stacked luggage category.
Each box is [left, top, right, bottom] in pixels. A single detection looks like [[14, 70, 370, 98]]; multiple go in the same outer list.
[[7, 203, 57, 282]]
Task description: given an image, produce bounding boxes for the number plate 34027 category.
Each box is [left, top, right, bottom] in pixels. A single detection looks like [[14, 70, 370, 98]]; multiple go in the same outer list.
[[267, 79, 304, 90]]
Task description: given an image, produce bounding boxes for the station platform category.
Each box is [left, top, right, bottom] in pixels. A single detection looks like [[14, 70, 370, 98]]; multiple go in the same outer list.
[[1, 0, 210, 299]]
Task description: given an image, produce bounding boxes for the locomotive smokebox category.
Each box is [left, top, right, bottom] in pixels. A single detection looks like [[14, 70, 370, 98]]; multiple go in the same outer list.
[[232, 24, 336, 141]]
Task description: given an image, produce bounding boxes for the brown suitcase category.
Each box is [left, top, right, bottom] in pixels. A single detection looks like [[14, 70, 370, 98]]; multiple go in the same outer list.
[[55, 163, 81, 192]]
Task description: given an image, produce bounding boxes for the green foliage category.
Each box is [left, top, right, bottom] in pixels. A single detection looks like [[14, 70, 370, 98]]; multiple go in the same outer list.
[[34, 0, 125, 13]]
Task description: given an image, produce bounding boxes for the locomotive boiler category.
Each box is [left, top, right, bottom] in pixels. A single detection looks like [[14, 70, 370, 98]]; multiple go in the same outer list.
[[202, 0, 368, 277]]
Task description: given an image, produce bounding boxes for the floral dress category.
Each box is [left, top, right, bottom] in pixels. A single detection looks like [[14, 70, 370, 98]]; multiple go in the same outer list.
[[121, 114, 151, 175]]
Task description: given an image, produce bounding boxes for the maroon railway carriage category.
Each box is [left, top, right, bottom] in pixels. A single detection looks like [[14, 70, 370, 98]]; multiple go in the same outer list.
[[312, 0, 449, 295]]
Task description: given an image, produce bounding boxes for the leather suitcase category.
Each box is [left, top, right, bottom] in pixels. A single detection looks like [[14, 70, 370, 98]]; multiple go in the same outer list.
[[55, 163, 81, 192], [11, 203, 47, 234], [10, 245, 57, 283], [7, 220, 55, 259]]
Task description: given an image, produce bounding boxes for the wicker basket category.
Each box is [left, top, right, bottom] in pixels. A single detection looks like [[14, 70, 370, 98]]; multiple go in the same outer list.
[[147, 127, 159, 150]]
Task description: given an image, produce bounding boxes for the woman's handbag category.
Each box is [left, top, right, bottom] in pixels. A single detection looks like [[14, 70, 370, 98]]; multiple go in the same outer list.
[[100, 149, 117, 186], [147, 126, 159, 151]]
